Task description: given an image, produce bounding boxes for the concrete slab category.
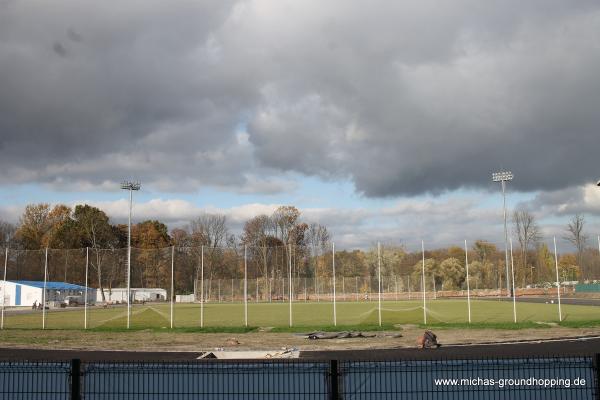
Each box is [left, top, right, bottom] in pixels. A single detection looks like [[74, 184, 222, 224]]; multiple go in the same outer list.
[[198, 350, 299, 359]]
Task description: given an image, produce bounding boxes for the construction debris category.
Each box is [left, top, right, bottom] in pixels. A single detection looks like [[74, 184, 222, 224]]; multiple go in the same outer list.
[[417, 330, 440, 349], [302, 331, 378, 340], [197, 348, 299, 359]]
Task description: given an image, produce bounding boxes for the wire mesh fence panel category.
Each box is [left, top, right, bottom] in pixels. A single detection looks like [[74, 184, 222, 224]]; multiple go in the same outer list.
[[87, 248, 128, 329], [341, 357, 596, 400], [127, 247, 172, 329], [45, 248, 88, 329], [0, 361, 71, 400], [1, 249, 46, 329], [172, 246, 199, 328], [2, 238, 600, 329]]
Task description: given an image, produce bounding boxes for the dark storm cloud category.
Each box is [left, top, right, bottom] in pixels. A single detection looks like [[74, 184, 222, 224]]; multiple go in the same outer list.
[[52, 42, 67, 57], [0, 0, 259, 191], [1, 0, 599, 196], [244, 0, 600, 196]]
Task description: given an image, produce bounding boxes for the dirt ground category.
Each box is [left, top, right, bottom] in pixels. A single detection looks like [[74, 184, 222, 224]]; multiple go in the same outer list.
[[1, 325, 599, 352]]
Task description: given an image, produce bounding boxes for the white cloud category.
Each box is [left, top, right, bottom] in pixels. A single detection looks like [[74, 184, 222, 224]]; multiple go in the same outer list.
[[2, 191, 599, 252]]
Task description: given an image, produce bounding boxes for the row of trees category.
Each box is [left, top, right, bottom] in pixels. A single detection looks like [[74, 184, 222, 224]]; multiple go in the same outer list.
[[511, 211, 599, 283], [0, 204, 599, 297], [0, 204, 331, 296]]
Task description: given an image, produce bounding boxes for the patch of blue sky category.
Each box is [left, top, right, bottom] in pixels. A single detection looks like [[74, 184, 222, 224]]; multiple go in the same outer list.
[[192, 175, 395, 210], [0, 184, 111, 205], [0, 177, 543, 218]]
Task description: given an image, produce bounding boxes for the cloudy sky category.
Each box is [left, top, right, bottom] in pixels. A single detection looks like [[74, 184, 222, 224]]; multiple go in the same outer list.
[[1, 0, 600, 250]]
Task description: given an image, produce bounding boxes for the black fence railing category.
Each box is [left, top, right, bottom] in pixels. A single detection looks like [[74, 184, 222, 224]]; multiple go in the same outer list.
[[1, 356, 598, 399], [0, 361, 71, 400]]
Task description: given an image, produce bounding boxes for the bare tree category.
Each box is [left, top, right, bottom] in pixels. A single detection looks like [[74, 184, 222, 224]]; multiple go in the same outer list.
[[0, 221, 16, 247], [272, 206, 300, 245], [305, 223, 330, 277], [241, 214, 276, 285], [189, 214, 229, 248], [512, 210, 542, 284], [306, 223, 330, 252], [564, 213, 588, 277], [188, 213, 234, 297], [72, 205, 118, 302]]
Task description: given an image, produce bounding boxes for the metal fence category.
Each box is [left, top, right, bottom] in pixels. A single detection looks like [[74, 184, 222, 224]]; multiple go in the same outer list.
[[2, 240, 600, 329], [1, 356, 598, 399], [0, 361, 71, 400]]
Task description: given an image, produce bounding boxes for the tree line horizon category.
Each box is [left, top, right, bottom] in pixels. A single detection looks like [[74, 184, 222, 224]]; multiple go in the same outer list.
[[0, 203, 598, 299]]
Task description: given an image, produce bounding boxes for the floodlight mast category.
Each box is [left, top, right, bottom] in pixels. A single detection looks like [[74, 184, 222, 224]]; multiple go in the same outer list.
[[121, 181, 140, 329], [492, 171, 513, 297]]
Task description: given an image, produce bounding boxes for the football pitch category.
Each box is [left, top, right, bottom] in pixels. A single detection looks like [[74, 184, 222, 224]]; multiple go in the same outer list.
[[2, 299, 599, 330]]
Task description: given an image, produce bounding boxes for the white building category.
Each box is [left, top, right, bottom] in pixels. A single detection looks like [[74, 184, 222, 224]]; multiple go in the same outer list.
[[96, 288, 167, 303], [0, 280, 92, 307], [175, 294, 195, 303]]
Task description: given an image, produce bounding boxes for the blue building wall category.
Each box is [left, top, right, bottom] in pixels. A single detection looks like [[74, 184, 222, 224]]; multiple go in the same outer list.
[[15, 284, 21, 306]]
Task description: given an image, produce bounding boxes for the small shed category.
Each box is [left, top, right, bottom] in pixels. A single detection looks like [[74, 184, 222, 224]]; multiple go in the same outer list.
[[96, 288, 167, 303]]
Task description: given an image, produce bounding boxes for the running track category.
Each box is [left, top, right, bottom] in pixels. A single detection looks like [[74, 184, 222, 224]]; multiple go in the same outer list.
[[1, 336, 599, 361]]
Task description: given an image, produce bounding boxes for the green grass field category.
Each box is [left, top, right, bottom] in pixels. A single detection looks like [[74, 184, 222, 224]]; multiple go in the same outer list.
[[2, 299, 599, 330]]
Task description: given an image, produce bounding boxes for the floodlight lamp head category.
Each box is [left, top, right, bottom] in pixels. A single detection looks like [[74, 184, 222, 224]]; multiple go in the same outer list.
[[492, 171, 513, 182], [120, 181, 141, 191]]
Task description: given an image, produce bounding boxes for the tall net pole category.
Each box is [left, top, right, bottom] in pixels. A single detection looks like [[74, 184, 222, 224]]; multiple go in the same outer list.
[[244, 245, 248, 327], [84, 247, 89, 329], [314, 245, 319, 302], [464, 240, 471, 324], [377, 242, 382, 326], [509, 238, 517, 323], [553, 237, 562, 322], [288, 244, 292, 327], [502, 180, 511, 296], [200, 245, 204, 328], [304, 277, 307, 302], [1, 248, 7, 329], [421, 240, 427, 325], [170, 246, 174, 329], [120, 182, 140, 329], [332, 242, 337, 326], [43, 247, 48, 330], [127, 189, 132, 329]]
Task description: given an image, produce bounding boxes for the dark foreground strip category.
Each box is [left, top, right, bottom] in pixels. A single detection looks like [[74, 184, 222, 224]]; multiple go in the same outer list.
[[1, 337, 600, 361], [0, 348, 202, 361], [300, 337, 600, 360]]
